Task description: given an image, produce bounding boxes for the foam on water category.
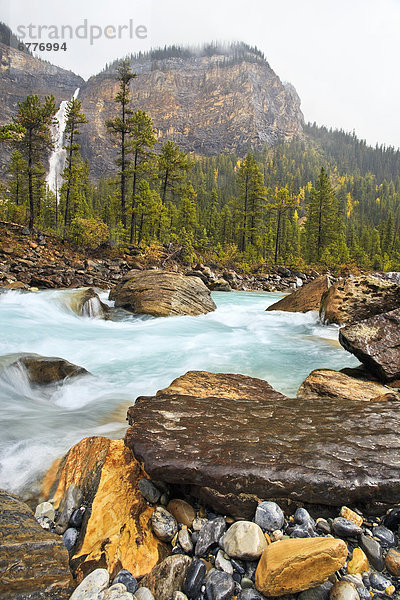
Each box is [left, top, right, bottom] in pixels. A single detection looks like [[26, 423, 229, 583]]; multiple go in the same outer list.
[[0, 289, 359, 492]]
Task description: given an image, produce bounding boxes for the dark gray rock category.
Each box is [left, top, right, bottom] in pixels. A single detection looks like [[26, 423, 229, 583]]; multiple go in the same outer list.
[[62, 527, 79, 551], [360, 534, 384, 571], [238, 590, 264, 600], [68, 506, 86, 529], [114, 569, 139, 594], [298, 581, 333, 600], [372, 525, 397, 548], [332, 518, 363, 537], [151, 506, 177, 542], [382, 507, 400, 531], [369, 573, 393, 592], [206, 570, 235, 600], [55, 483, 83, 534], [183, 558, 207, 598], [195, 516, 226, 556], [139, 478, 161, 504], [254, 501, 284, 532]]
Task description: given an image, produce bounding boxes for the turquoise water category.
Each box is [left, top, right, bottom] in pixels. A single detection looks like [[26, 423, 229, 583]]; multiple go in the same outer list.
[[0, 289, 358, 492]]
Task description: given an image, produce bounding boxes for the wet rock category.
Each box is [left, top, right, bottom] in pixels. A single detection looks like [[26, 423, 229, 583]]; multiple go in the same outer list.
[[69, 506, 86, 528], [70, 568, 109, 600], [238, 589, 264, 600], [205, 569, 235, 600], [62, 526, 79, 551], [41, 437, 166, 580], [134, 587, 155, 600], [255, 501, 285, 532], [209, 279, 232, 292], [114, 569, 139, 594], [167, 498, 196, 526], [339, 309, 400, 382], [179, 528, 194, 554], [255, 537, 347, 596], [297, 369, 398, 402], [151, 506, 178, 542], [126, 380, 400, 513], [215, 550, 233, 575], [69, 287, 109, 319], [109, 271, 216, 317], [183, 558, 207, 598], [369, 573, 393, 591], [55, 483, 82, 533], [35, 500, 55, 522], [195, 516, 226, 556], [316, 519, 331, 535], [320, 275, 400, 325], [173, 592, 189, 600], [382, 507, 400, 531], [298, 582, 333, 600], [372, 525, 397, 547], [359, 534, 384, 571], [220, 521, 267, 560], [385, 548, 400, 576], [332, 517, 363, 537], [100, 583, 135, 600], [266, 275, 332, 313], [339, 507, 363, 527], [0, 489, 73, 598], [347, 548, 369, 575], [329, 581, 360, 600], [140, 555, 192, 600], [0, 352, 89, 385], [138, 478, 161, 504]]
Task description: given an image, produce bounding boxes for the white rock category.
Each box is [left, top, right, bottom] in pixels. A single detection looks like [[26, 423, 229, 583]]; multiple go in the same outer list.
[[35, 501, 55, 522], [100, 583, 134, 600], [192, 517, 208, 531], [220, 521, 267, 560], [70, 568, 110, 600], [215, 549, 233, 575], [134, 588, 155, 600]]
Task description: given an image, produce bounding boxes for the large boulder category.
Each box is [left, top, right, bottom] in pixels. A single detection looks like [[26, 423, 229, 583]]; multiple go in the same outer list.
[[0, 489, 73, 599], [41, 437, 167, 582], [0, 352, 89, 385], [266, 275, 332, 313], [125, 372, 400, 515], [320, 275, 400, 325], [297, 369, 400, 402], [109, 270, 216, 317], [68, 288, 109, 319], [339, 308, 400, 382]]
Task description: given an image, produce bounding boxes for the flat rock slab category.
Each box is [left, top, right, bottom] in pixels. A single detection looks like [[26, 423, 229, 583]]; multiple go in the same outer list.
[[339, 309, 400, 382], [0, 489, 73, 599], [126, 390, 400, 512]]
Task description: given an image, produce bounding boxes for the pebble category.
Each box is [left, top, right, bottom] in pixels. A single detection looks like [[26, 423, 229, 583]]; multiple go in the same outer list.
[[254, 501, 284, 532], [372, 525, 397, 548], [240, 577, 253, 589], [290, 523, 316, 538], [151, 506, 178, 542], [294, 508, 315, 528], [369, 573, 393, 592], [354, 586, 370, 600], [182, 558, 207, 598], [100, 583, 134, 600], [385, 548, 400, 576], [220, 521, 267, 560], [329, 581, 360, 600], [382, 507, 400, 531], [230, 559, 245, 575], [69, 506, 86, 529], [332, 518, 363, 538], [270, 529, 283, 541], [359, 534, 384, 571], [69, 568, 109, 600], [316, 519, 331, 535], [133, 587, 155, 600], [167, 499, 196, 527], [35, 501, 55, 522], [215, 550, 233, 575], [195, 516, 226, 556], [347, 548, 369, 575], [193, 517, 208, 531], [173, 592, 188, 600], [298, 581, 333, 600], [138, 478, 161, 504], [205, 569, 235, 600], [237, 590, 264, 600], [113, 569, 139, 594], [62, 527, 79, 551], [339, 507, 363, 527], [179, 528, 194, 554]]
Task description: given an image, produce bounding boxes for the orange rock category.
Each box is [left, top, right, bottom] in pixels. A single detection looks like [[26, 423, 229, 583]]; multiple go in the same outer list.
[[340, 507, 363, 527], [347, 547, 369, 574], [41, 437, 167, 580], [167, 499, 195, 527], [385, 548, 400, 576], [255, 537, 348, 597]]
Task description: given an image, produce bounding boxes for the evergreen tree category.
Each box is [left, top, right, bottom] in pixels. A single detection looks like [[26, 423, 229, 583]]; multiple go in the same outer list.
[[62, 98, 87, 228], [7, 151, 27, 206], [236, 153, 266, 252], [106, 60, 137, 229], [268, 187, 297, 263]]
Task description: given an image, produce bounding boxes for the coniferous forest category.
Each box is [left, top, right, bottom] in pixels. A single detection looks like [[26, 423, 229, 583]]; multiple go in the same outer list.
[[1, 58, 400, 272]]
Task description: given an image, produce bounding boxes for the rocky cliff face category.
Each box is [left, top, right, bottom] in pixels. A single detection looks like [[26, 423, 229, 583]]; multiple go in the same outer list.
[[0, 40, 84, 175], [79, 51, 304, 177]]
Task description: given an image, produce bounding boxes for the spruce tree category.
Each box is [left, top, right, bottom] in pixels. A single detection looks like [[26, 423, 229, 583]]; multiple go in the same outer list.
[[236, 153, 266, 252], [62, 98, 87, 228]]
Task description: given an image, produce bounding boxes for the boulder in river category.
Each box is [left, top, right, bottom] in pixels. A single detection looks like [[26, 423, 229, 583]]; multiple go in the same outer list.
[[319, 275, 400, 325], [339, 308, 400, 382], [0, 352, 89, 385], [41, 437, 167, 582], [125, 371, 400, 516], [0, 489, 73, 599], [109, 270, 216, 317], [69, 287, 109, 319], [297, 369, 400, 402], [266, 275, 332, 313]]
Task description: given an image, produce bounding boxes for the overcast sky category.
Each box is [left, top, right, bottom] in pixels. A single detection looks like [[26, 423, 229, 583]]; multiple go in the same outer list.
[[3, 0, 400, 149]]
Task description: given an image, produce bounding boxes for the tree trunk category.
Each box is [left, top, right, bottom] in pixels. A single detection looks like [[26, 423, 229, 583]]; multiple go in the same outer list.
[[129, 149, 138, 244], [64, 128, 74, 229], [28, 128, 34, 231], [275, 210, 282, 264]]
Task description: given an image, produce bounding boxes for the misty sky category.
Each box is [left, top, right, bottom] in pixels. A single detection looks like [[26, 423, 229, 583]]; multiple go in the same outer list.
[[3, 0, 400, 149]]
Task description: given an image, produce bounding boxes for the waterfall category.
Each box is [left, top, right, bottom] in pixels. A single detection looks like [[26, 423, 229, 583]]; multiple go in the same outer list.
[[46, 87, 80, 197]]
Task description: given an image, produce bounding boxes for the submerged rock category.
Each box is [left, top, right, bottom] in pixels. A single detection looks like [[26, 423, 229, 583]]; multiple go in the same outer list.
[[266, 275, 332, 313], [69, 287, 109, 319], [255, 538, 347, 596], [297, 369, 399, 402], [320, 275, 400, 325], [109, 270, 216, 317], [0, 352, 89, 385], [339, 308, 400, 382], [0, 489, 73, 598]]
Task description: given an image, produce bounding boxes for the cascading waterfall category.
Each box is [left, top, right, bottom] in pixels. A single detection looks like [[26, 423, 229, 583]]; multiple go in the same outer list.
[[46, 87, 80, 197]]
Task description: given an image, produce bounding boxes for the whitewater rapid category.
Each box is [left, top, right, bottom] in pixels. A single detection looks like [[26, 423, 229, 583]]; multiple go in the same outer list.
[[0, 289, 359, 493]]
